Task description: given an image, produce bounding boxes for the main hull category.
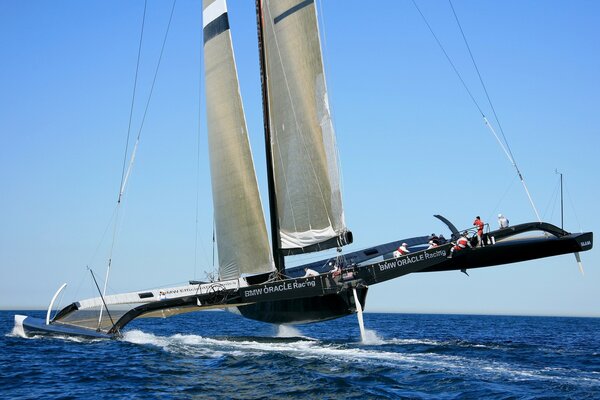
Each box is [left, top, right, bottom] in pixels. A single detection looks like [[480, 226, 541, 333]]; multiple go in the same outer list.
[[15, 221, 592, 339], [237, 286, 368, 324]]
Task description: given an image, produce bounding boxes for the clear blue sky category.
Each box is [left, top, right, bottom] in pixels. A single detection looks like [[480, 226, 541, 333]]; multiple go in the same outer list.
[[1, 1, 598, 316]]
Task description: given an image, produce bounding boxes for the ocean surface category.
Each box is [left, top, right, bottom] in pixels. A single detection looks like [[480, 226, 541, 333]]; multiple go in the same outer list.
[[2, 311, 599, 399]]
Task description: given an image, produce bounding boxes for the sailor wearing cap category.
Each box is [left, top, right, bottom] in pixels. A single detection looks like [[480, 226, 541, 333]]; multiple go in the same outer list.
[[393, 243, 410, 258], [498, 214, 509, 228]]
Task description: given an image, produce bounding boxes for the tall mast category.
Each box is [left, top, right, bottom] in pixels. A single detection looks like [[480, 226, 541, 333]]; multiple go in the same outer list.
[[256, 0, 285, 273]]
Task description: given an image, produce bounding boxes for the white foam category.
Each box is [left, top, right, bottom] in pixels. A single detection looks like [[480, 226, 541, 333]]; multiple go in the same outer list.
[[276, 324, 303, 338], [119, 330, 600, 387], [361, 329, 384, 345], [387, 338, 444, 346], [11, 315, 27, 338], [122, 330, 171, 347]]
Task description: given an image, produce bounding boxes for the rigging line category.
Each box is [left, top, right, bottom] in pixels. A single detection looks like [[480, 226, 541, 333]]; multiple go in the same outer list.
[[89, 267, 116, 331], [489, 173, 517, 221], [267, 3, 333, 225], [264, 3, 336, 231], [72, 267, 91, 309], [414, 0, 540, 221], [86, 203, 119, 268], [542, 177, 561, 221], [483, 117, 541, 221], [100, 0, 177, 325], [315, 0, 346, 219], [118, 0, 148, 204], [551, 182, 559, 228], [193, 19, 206, 280], [119, 0, 178, 200], [447, 0, 541, 221], [263, 3, 303, 237], [565, 182, 583, 233], [411, 0, 484, 118], [212, 219, 215, 273], [193, 95, 201, 280], [448, 0, 515, 164], [99, 204, 121, 326]]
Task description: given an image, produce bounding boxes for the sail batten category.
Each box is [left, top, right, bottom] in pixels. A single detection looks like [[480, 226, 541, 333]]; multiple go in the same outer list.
[[203, 0, 274, 280], [262, 0, 350, 254]]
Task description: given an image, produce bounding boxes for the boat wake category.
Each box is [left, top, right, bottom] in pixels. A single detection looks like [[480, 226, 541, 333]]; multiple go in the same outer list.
[[120, 329, 600, 388]]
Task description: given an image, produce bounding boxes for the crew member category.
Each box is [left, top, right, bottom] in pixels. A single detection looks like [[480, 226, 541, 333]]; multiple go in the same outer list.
[[427, 240, 439, 249], [303, 267, 319, 277], [448, 232, 472, 258], [473, 216, 485, 247], [393, 243, 410, 258], [328, 261, 341, 277], [498, 213, 509, 228]]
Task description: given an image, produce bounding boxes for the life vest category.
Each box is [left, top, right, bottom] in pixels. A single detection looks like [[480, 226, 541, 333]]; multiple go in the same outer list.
[[473, 219, 484, 234], [457, 237, 469, 249]]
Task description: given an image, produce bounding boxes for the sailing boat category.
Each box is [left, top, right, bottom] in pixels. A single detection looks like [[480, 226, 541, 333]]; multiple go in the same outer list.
[[14, 0, 593, 339]]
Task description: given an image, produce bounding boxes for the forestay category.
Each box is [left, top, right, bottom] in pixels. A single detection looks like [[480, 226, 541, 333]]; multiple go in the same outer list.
[[262, 0, 350, 255], [203, 0, 274, 279]]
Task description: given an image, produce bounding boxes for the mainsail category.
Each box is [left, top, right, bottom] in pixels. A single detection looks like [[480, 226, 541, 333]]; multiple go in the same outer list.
[[203, 0, 274, 279], [261, 0, 350, 255]]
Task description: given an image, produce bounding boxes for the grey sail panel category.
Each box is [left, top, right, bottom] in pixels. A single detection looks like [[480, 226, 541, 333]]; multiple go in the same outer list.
[[203, 0, 274, 279], [262, 0, 349, 254]]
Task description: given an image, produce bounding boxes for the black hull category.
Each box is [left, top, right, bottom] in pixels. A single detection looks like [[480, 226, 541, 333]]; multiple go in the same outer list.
[[422, 231, 593, 273], [237, 287, 368, 324], [24, 221, 591, 338]]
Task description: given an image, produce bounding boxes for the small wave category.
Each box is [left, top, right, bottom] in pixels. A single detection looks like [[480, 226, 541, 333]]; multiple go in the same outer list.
[[386, 337, 507, 351], [387, 338, 444, 346], [122, 330, 177, 347], [119, 330, 600, 388]]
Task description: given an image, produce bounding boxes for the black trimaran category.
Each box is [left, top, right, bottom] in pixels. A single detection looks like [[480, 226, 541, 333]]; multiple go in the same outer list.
[[15, 0, 593, 339]]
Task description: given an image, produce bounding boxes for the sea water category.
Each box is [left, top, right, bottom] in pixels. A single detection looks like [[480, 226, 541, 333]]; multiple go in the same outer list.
[[2, 311, 599, 399]]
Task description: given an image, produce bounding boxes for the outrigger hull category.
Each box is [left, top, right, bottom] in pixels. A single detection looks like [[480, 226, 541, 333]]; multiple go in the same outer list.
[[14, 315, 112, 339], [425, 228, 593, 273]]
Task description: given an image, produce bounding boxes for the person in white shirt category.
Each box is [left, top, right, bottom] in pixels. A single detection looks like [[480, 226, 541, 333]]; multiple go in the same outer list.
[[498, 213, 509, 228], [393, 243, 410, 257], [303, 268, 319, 277], [328, 261, 341, 277]]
